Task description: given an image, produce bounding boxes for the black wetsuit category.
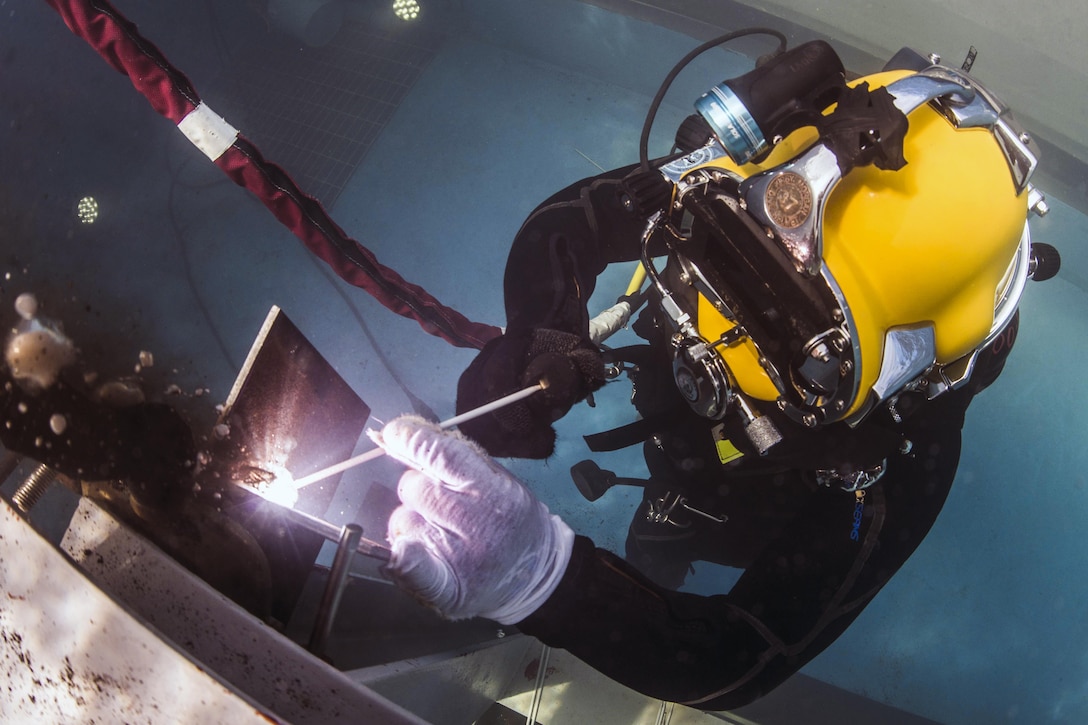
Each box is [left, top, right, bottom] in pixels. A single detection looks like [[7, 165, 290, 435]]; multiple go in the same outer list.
[[458, 166, 1015, 710]]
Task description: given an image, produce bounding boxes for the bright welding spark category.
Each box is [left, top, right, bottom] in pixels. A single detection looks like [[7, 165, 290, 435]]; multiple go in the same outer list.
[[250, 462, 299, 508]]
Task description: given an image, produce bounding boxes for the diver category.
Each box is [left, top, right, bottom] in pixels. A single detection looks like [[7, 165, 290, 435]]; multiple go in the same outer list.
[[373, 38, 1060, 709]]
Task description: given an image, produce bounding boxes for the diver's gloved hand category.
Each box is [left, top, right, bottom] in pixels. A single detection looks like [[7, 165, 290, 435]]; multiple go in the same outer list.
[[456, 328, 605, 458], [373, 415, 574, 624]]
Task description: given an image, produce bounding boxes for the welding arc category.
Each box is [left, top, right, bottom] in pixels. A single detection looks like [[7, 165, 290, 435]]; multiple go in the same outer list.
[[291, 381, 547, 490]]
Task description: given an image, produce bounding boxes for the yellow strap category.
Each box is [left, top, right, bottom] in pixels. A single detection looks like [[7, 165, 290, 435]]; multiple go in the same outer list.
[[716, 438, 744, 464]]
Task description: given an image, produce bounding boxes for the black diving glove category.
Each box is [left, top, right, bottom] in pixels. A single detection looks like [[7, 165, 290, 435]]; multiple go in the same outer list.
[[456, 328, 606, 458]]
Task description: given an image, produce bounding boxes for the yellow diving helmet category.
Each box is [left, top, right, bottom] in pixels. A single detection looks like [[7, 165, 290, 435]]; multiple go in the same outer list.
[[636, 41, 1053, 454]]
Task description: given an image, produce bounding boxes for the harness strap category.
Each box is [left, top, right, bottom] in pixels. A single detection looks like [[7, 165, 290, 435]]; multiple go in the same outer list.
[[583, 410, 686, 452]]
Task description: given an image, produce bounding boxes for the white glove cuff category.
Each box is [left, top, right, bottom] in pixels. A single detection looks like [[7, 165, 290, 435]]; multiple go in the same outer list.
[[486, 513, 575, 625]]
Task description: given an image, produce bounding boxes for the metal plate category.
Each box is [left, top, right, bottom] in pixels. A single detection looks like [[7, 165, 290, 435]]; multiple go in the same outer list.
[[208, 306, 370, 624]]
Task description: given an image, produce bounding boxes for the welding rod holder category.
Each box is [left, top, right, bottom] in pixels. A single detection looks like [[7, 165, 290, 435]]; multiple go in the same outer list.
[[308, 522, 363, 657]]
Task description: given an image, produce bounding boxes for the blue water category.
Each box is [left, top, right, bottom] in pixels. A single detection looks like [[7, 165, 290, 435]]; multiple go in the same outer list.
[[3, 0, 1087, 722]]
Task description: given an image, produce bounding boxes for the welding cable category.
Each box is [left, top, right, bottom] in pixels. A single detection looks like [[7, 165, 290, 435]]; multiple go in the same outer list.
[[42, 0, 502, 351]]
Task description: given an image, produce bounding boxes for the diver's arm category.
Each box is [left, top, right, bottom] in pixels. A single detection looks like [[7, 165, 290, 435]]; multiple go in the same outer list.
[[381, 388, 972, 708], [518, 393, 969, 709], [500, 162, 650, 334], [456, 163, 657, 457]]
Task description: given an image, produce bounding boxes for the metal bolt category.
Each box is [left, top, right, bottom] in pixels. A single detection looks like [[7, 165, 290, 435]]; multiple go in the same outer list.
[[12, 463, 57, 514], [1027, 186, 1049, 217], [928, 53, 942, 65]]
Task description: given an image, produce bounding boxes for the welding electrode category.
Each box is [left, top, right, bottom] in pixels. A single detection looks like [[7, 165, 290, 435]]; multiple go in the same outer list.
[[290, 380, 548, 490]]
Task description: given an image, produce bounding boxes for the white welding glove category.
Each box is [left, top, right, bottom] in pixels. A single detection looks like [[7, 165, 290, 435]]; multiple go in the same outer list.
[[372, 415, 574, 624]]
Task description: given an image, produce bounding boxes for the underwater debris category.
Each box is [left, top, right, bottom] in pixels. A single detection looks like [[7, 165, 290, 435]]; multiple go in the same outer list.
[[49, 413, 68, 435], [4, 294, 76, 390]]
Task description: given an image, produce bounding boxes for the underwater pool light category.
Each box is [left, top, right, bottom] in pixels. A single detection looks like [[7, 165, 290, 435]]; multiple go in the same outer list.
[[76, 196, 99, 224], [392, 0, 420, 21]]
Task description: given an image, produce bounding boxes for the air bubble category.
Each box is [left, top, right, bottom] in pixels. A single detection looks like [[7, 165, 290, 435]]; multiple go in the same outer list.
[[49, 413, 68, 435], [14, 293, 38, 321]]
